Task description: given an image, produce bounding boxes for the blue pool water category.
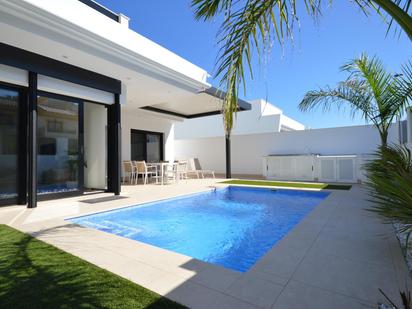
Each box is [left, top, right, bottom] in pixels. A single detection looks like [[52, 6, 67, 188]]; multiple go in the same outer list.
[[70, 186, 329, 272]]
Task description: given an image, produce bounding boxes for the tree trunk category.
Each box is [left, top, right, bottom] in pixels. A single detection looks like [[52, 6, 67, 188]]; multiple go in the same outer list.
[[225, 133, 231, 179], [380, 130, 389, 147]]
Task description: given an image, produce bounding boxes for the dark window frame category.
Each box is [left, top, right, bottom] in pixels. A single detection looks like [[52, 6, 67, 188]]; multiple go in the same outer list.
[[0, 43, 121, 207], [130, 129, 164, 162], [0, 81, 27, 206], [0, 43, 121, 94], [77, 0, 119, 22]]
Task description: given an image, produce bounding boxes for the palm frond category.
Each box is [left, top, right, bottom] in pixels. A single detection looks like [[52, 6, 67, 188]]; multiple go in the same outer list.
[[372, 0, 412, 39], [394, 59, 412, 105], [341, 54, 393, 107], [300, 54, 412, 145], [192, 0, 232, 21], [190, 0, 412, 134], [341, 54, 409, 126], [298, 80, 375, 122], [192, 0, 323, 133], [365, 145, 412, 230]]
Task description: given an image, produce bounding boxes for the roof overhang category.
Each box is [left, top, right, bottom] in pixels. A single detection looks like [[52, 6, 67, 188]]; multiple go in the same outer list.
[[140, 86, 251, 119], [0, 1, 251, 120], [0, 0, 210, 97]]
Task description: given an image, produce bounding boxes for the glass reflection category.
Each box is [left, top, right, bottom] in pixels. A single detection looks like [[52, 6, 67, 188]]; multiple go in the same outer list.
[[0, 88, 18, 199], [37, 96, 79, 194]]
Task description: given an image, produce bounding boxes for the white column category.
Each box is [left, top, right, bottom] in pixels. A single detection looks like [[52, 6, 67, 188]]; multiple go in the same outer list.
[[407, 107, 412, 145]]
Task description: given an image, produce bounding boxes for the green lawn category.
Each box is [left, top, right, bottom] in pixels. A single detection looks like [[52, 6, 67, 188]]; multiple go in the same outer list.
[[0, 224, 185, 309], [221, 179, 352, 190]]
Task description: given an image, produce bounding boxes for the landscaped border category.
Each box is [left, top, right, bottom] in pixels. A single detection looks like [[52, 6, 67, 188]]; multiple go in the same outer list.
[[220, 179, 352, 190], [0, 224, 185, 309]]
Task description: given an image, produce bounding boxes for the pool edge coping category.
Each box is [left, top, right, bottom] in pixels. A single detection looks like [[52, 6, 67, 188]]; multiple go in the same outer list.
[[5, 182, 379, 308]]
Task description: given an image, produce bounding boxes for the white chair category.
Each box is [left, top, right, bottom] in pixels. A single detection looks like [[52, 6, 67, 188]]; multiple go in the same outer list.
[[133, 161, 157, 185], [188, 158, 215, 179], [146, 162, 161, 184], [176, 161, 188, 180], [186, 159, 200, 179], [122, 161, 136, 184], [163, 163, 177, 184]]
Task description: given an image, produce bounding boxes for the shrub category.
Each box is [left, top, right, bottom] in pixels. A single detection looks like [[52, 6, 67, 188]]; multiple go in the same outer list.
[[365, 145, 412, 239]]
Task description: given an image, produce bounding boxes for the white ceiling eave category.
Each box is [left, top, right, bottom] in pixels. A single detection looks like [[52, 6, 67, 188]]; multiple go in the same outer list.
[[1, 0, 210, 92]]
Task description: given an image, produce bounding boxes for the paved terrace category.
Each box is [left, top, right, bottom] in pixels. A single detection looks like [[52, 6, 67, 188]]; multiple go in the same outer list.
[[0, 179, 409, 309]]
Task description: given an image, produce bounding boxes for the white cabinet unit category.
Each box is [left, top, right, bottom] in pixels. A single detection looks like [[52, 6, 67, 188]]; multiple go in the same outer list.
[[263, 154, 359, 183], [316, 155, 357, 183], [263, 155, 315, 181]]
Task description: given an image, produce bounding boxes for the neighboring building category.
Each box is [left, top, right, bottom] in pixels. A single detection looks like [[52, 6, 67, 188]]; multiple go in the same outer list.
[[176, 101, 409, 182], [0, 0, 250, 207], [175, 99, 305, 140]]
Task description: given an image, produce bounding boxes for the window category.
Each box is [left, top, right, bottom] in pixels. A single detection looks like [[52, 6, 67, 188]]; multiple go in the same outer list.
[[38, 138, 57, 155], [47, 120, 63, 133], [131, 130, 163, 162], [0, 87, 19, 200], [68, 139, 78, 155]]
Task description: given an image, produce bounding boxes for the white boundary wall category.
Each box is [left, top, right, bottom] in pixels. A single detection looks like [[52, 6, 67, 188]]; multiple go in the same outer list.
[[175, 124, 399, 180]]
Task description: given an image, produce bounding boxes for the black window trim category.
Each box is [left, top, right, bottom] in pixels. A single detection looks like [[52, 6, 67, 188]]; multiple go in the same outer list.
[[0, 43, 121, 94], [0, 81, 27, 206], [77, 0, 119, 22], [130, 129, 164, 162], [0, 61, 121, 207]]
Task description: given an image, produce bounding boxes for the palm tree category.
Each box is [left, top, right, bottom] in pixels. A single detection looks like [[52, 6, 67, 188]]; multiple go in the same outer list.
[[365, 144, 412, 246], [298, 54, 412, 146], [191, 0, 412, 142]]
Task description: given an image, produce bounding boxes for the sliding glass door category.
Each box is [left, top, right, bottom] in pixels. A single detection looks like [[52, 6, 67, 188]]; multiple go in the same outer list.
[[131, 130, 163, 162], [0, 83, 109, 204], [37, 94, 83, 195], [0, 87, 19, 201]]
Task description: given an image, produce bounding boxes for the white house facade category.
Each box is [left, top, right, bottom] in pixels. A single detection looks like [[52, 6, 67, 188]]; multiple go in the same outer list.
[[0, 0, 250, 208], [1, 0, 410, 208]]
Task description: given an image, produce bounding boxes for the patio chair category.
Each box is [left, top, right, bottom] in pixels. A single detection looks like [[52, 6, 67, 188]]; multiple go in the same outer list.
[[133, 161, 157, 185], [188, 158, 215, 179], [176, 160, 188, 180], [122, 161, 136, 184], [163, 163, 177, 184]]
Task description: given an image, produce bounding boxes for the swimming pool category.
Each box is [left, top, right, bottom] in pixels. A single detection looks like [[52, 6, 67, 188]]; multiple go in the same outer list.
[[70, 186, 329, 272]]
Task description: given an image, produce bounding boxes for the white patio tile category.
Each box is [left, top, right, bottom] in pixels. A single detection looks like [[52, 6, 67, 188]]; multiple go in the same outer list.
[[292, 248, 400, 304], [308, 232, 393, 267], [2, 181, 409, 309], [212, 293, 260, 309], [165, 281, 243, 309], [243, 270, 289, 286], [225, 273, 285, 308], [190, 263, 242, 291], [273, 280, 374, 309]]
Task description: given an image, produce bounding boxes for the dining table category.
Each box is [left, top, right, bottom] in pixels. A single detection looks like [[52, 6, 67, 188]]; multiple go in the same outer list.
[[147, 162, 178, 185]]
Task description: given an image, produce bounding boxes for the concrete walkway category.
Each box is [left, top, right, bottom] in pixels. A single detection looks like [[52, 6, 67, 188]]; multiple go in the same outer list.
[[0, 180, 409, 308]]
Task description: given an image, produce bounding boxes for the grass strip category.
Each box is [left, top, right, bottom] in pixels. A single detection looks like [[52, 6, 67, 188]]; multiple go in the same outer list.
[[220, 180, 352, 190], [0, 224, 185, 309]]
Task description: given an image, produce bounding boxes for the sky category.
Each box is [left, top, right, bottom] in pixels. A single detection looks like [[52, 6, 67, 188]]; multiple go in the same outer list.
[[98, 0, 411, 129]]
